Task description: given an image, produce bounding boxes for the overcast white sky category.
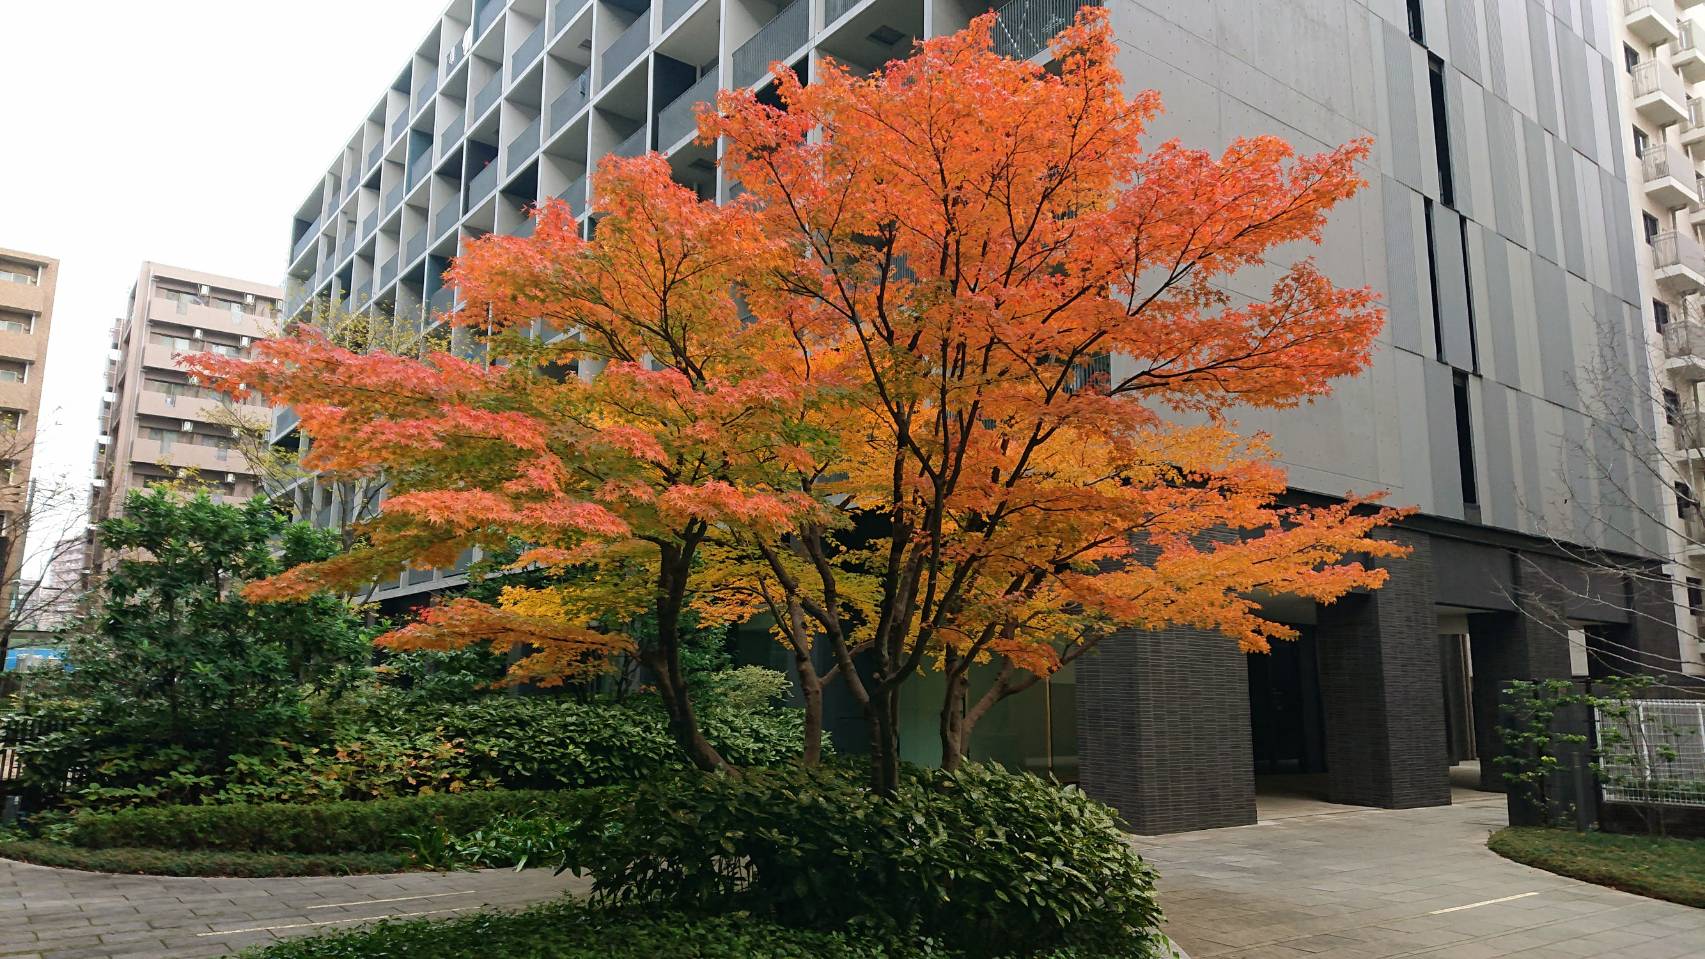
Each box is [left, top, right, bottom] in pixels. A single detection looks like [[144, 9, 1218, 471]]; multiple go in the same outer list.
[[0, 0, 445, 532]]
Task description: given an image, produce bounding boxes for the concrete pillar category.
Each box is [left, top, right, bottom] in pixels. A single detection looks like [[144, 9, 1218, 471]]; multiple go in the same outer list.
[[1077, 626, 1256, 833], [1467, 553, 1574, 790], [1314, 529, 1452, 808]]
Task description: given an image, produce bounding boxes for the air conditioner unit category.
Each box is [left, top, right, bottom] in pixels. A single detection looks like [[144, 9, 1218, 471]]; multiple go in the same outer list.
[[198, 284, 211, 296], [180, 421, 193, 432], [225, 473, 237, 484], [239, 336, 251, 348], [243, 293, 255, 306], [192, 329, 203, 339]]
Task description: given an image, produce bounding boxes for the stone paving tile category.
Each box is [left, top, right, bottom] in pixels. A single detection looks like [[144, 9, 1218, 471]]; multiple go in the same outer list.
[[0, 858, 585, 958], [1134, 795, 1705, 959]]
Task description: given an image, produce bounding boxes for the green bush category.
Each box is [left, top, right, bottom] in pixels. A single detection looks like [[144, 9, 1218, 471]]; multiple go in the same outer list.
[[0, 840, 410, 878], [563, 764, 1165, 958], [56, 788, 604, 854]]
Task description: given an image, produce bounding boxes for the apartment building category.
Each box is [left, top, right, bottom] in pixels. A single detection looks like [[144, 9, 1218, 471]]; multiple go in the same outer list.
[[93, 264, 280, 536], [280, 0, 1687, 832], [1614, 0, 1705, 675], [0, 247, 57, 608]]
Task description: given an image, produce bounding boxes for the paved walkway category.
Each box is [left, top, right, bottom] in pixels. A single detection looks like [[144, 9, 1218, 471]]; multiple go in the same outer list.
[[1136, 795, 1705, 959], [0, 861, 583, 958]]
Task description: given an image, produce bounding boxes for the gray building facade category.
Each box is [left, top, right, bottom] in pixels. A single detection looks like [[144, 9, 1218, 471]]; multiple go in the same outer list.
[[280, 0, 1683, 832]]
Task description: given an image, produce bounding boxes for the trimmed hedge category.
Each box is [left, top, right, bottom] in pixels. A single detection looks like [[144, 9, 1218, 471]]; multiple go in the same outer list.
[[239, 902, 1146, 959], [0, 840, 410, 878], [58, 788, 603, 854]]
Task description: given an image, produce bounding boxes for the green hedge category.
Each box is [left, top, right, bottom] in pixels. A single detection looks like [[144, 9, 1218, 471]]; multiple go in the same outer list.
[[59, 788, 603, 854], [0, 840, 410, 878], [240, 902, 1142, 959]]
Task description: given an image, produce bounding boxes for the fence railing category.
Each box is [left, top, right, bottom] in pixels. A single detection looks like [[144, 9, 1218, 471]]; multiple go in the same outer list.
[[602, 15, 651, 87], [733, 0, 808, 89], [657, 70, 720, 150], [1663, 317, 1705, 359], [992, 0, 1099, 61], [512, 19, 546, 78], [507, 115, 543, 174], [1596, 699, 1705, 808], [552, 74, 591, 131], [0, 715, 70, 785]]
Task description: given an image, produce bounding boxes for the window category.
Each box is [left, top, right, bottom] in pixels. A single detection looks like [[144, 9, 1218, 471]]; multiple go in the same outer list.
[[0, 361, 26, 384], [1689, 577, 1704, 616], [1665, 388, 1682, 426], [1423, 198, 1444, 360], [1459, 217, 1479, 372], [1655, 298, 1672, 332], [1452, 371, 1478, 508], [0, 263, 36, 286], [1645, 212, 1662, 244], [1625, 43, 1641, 74], [1634, 126, 1651, 157], [0, 311, 31, 335], [0, 409, 20, 432], [1407, 0, 1424, 43], [1677, 480, 1697, 520], [1428, 56, 1455, 207]]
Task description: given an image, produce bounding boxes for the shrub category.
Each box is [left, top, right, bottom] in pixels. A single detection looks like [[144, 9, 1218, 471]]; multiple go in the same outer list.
[[0, 840, 410, 878], [56, 788, 604, 854], [563, 764, 1165, 958], [240, 903, 976, 959]]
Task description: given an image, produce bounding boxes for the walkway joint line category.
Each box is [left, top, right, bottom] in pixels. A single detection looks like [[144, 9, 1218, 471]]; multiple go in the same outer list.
[[196, 905, 476, 936], [1427, 891, 1540, 914], [306, 889, 478, 910]]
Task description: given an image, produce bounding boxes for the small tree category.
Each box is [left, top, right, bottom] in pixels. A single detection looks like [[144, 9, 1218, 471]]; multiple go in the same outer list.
[[22, 491, 368, 805]]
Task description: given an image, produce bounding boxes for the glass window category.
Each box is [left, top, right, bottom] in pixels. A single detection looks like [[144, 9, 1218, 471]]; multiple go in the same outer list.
[[0, 361, 27, 383], [0, 311, 32, 335], [0, 265, 37, 285]]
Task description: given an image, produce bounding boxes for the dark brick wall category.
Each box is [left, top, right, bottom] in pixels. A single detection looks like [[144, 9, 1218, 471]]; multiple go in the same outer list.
[[1468, 552, 1574, 790], [1077, 626, 1256, 834], [1315, 529, 1451, 808]]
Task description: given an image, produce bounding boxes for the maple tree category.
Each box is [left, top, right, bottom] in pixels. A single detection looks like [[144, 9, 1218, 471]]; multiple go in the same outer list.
[[189, 8, 1407, 789]]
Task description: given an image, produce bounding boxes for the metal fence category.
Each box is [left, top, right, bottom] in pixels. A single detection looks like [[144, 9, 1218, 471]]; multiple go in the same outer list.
[[1596, 699, 1705, 807], [0, 715, 68, 785], [992, 0, 1099, 61]]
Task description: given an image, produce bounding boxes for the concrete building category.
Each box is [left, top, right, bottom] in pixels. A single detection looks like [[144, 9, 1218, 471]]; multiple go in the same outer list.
[[1610, 0, 1705, 676], [93, 264, 280, 537], [279, 0, 1688, 832], [0, 247, 58, 610]]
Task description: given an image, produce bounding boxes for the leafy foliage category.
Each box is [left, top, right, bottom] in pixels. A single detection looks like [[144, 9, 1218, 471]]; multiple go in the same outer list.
[[563, 764, 1165, 958], [17, 492, 369, 808]]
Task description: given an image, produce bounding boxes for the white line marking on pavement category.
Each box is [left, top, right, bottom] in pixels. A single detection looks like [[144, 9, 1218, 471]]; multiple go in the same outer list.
[[1428, 891, 1540, 914], [196, 906, 475, 936], [306, 890, 478, 910]]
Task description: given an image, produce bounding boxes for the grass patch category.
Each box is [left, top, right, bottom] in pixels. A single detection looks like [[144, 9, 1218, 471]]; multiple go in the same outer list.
[[238, 901, 1159, 958], [1487, 827, 1705, 908], [0, 839, 413, 878]]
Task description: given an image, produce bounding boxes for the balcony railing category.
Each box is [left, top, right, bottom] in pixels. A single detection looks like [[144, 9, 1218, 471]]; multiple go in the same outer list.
[[475, 0, 503, 39], [602, 15, 651, 87], [444, 37, 468, 73], [1675, 410, 1705, 452], [512, 20, 547, 77], [363, 209, 380, 238], [614, 123, 650, 158], [1633, 58, 1687, 108], [434, 198, 461, 238], [507, 115, 543, 174], [825, 0, 865, 25], [407, 156, 430, 192], [442, 111, 466, 154], [415, 66, 439, 109], [733, 0, 808, 89], [663, 0, 701, 30], [429, 284, 457, 318], [271, 406, 301, 442], [562, 174, 588, 217], [468, 160, 500, 208], [1655, 229, 1705, 281], [657, 71, 719, 149], [552, 74, 591, 131], [366, 141, 382, 173], [353, 282, 372, 304], [390, 112, 408, 142], [993, 0, 1099, 60], [384, 182, 405, 214], [1642, 142, 1691, 184], [291, 216, 322, 262], [554, 0, 583, 33], [405, 227, 427, 265], [473, 72, 503, 120], [1664, 318, 1705, 359], [379, 254, 399, 289]]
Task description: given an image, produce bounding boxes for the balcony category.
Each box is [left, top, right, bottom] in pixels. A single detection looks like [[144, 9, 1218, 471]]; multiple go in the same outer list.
[[387, 182, 407, 215], [473, 72, 503, 120], [428, 284, 458, 320], [415, 67, 440, 112], [270, 406, 300, 444], [361, 209, 378, 238], [993, 0, 1097, 61], [733, 0, 808, 89], [1633, 59, 1689, 126], [663, 0, 702, 30], [657, 71, 719, 150], [366, 141, 382, 173], [1664, 317, 1705, 381], [561, 174, 588, 218], [475, 0, 503, 39], [390, 111, 409, 143], [1679, 21, 1705, 82], [551, 74, 591, 132], [1674, 410, 1705, 455], [434, 197, 461, 238], [290, 215, 323, 263], [441, 112, 466, 158], [132, 436, 243, 474], [405, 227, 427, 265], [511, 20, 546, 78], [1684, 99, 1705, 149], [614, 124, 650, 158], [468, 160, 500, 208], [1625, 0, 1681, 45], [602, 15, 650, 88], [1654, 229, 1705, 294], [444, 37, 468, 74], [507, 115, 543, 174], [352, 282, 373, 304], [1642, 142, 1699, 208]]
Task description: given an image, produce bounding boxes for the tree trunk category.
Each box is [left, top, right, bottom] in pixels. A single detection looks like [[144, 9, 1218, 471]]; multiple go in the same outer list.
[[938, 653, 969, 772], [867, 686, 902, 795]]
